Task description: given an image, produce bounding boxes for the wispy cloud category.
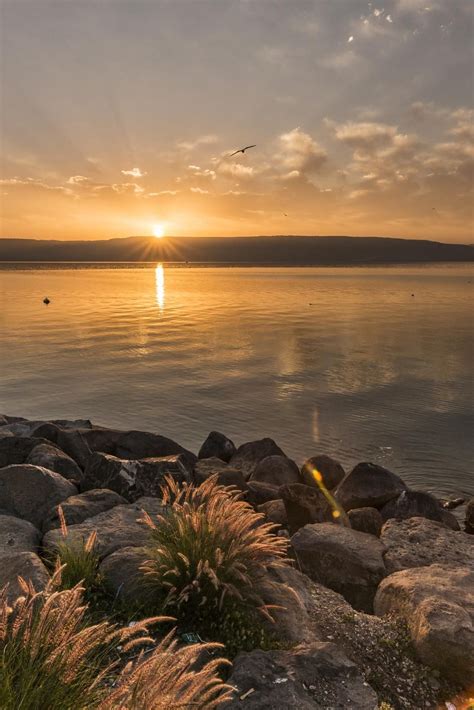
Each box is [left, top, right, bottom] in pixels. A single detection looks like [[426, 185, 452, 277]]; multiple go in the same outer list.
[[121, 167, 147, 178]]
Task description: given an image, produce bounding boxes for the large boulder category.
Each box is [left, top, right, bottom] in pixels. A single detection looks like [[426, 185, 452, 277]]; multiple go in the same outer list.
[[380, 517, 474, 574], [42, 497, 164, 560], [198, 431, 236, 462], [26, 442, 83, 483], [222, 642, 378, 710], [300, 455, 345, 491], [257, 499, 288, 527], [0, 552, 50, 603], [380, 490, 445, 524], [0, 515, 41, 557], [279, 483, 334, 535], [42, 489, 127, 532], [82, 452, 193, 500], [348, 507, 383, 537], [230, 438, 286, 480], [335, 462, 407, 511], [291, 523, 386, 612], [25, 423, 92, 469], [250, 455, 300, 487], [375, 564, 474, 686], [466, 498, 474, 534], [99, 546, 149, 603], [193, 458, 248, 492], [0, 464, 77, 529], [0, 435, 50, 467]]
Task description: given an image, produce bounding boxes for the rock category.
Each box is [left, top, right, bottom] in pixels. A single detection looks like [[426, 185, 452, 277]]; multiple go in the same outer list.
[[0, 552, 50, 603], [300, 455, 345, 491], [250, 455, 300, 487], [99, 546, 149, 603], [82, 452, 193, 501], [380, 490, 445, 524], [0, 464, 77, 529], [258, 565, 315, 644], [30, 424, 92, 469], [380, 517, 474, 574], [198, 431, 236, 462], [0, 515, 41, 557], [280, 483, 334, 535], [440, 496, 465, 510], [0, 418, 92, 438], [0, 435, 45, 467], [42, 489, 127, 532], [348, 507, 383, 537], [193, 458, 248, 492], [42, 497, 165, 560], [246, 481, 281, 506], [375, 564, 474, 686], [335, 462, 407, 511], [257, 499, 288, 527], [291, 523, 386, 612], [223, 642, 378, 710], [26, 442, 83, 483], [466, 498, 474, 534], [230, 438, 286, 480], [440, 509, 461, 531]]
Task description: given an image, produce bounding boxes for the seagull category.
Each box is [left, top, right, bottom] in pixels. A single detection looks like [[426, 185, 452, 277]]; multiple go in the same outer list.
[[43, 297, 50, 305], [228, 144, 256, 157]]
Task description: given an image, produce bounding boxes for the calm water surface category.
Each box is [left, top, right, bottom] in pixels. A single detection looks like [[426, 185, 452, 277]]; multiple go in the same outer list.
[[1, 264, 473, 500]]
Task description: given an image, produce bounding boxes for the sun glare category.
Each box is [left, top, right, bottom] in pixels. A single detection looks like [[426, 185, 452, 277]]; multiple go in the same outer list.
[[153, 223, 165, 238]]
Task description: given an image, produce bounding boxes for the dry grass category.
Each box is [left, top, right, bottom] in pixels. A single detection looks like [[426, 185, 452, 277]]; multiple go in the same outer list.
[[0, 569, 231, 709], [140, 475, 289, 650], [48, 506, 100, 591]]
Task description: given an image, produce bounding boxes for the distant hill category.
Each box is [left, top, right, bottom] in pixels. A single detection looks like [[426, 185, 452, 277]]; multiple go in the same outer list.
[[0, 236, 472, 264]]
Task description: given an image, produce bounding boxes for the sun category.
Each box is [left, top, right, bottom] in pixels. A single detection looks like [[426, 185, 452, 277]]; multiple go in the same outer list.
[[152, 223, 165, 238]]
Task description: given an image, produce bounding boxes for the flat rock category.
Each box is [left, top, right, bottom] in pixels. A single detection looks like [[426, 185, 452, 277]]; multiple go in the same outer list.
[[335, 462, 407, 511], [375, 564, 474, 686], [291, 523, 386, 612], [300, 455, 345, 491], [230, 438, 286, 480], [42, 488, 127, 532], [223, 642, 378, 710], [348, 507, 383, 537], [250, 455, 301, 487], [0, 464, 77, 529], [198, 431, 236, 462], [381, 517, 474, 574], [0, 515, 41, 557], [42, 497, 165, 560], [82, 452, 193, 500], [380, 489, 445, 524], [0, 552, 51, 603], [280, 483, 334, 535], [99, 546, 149, 603]]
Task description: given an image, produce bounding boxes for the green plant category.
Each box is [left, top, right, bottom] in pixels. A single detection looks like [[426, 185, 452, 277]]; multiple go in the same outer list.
[[49, 506, 100, 592], [0, 572, 232, 710], [140, 475, 289, 652]]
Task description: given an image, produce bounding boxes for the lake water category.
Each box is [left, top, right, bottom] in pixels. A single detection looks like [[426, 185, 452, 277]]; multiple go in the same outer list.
[[0, 263, 473, 500]]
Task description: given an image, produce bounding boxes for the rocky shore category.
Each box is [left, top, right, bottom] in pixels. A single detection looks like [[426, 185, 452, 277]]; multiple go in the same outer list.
[[0, 414, 472, 710]]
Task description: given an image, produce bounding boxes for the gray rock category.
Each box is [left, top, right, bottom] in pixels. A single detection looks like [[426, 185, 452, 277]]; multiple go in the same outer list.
[[193, 457, 248, 492], [42, 497, 165, 560], [99, 546, 149, 603], [0, 552, 50, 603], [0, 515, 41, 558], [250, 455, 300, 487], [380, 489, 445, 524], [280, 483, 334, 535], [257, 499, 288, 527], [300, 455, 345, 491], [348, 507, 383, 537], [198, 431, 236, 462], [246, 481, 281, 506], [223, 642, 378, 710], [30, 424, 92, 469], [335, 462, 407, 511], [0, 464, 77, 529], [82, 452, 193, 501], [375, 564, 474, 686], [291, 523, 386, 612], [380, 517, 474, 574], [42, 488, 127, 532], [0, 435, 46, 467], [440, 509, 461, 531], [466, 498, 474, 534], [230, 438, 286, 480], [26, 442, 83, 483]]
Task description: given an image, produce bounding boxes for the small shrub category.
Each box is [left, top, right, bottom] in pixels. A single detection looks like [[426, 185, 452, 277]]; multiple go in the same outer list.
[[49, 506, 100, 592], [141, 475, 289, 652]]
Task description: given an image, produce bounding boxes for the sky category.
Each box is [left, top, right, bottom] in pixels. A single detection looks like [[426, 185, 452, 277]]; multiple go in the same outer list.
[[0, 0, 473, 242]]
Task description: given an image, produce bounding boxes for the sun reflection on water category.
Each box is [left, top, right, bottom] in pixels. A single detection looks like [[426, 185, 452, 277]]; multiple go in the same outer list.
[[155, 263, 165, 310]]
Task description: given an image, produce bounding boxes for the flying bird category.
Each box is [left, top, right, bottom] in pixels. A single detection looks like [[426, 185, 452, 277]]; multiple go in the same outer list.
[[228, 144, 256, 157], [43, 297, 50, 305]]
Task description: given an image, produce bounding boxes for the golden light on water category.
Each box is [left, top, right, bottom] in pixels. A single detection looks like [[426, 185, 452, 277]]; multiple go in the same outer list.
[[153, 223, 165, 238], [155, 263, 165, 310]]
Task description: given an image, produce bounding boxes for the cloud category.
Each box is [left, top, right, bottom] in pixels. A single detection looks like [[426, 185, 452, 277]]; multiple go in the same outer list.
[[177, 135, 218, 152], [190, 187, 209, 194], [278, 128, 327, 173], [218, 162, 256, 180], [334, 121, 398, 151], [121, 167, 147, 178], [187, 165, 216, 180]]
